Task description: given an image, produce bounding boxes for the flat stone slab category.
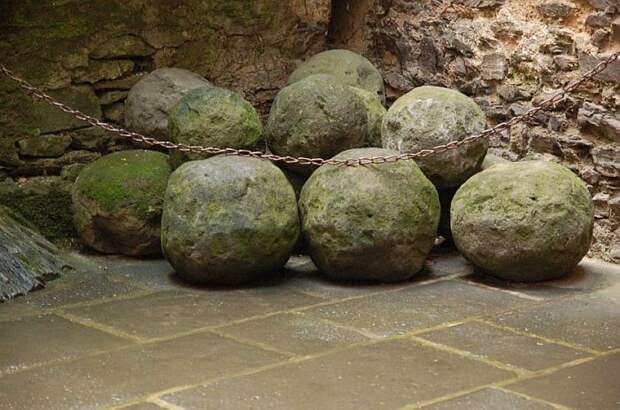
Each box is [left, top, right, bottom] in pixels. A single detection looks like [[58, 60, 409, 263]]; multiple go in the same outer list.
[[0, 249, 618, 409]]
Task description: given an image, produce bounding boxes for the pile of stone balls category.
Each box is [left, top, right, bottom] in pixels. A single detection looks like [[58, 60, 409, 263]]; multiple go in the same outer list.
[[71, 50, 594, 286]]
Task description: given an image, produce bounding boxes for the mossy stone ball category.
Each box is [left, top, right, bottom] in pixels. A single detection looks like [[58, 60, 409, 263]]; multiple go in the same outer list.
[[267, 75, 368, 175], [72, 150, 172, 256], [349, 87, 386, 147], [168, 87, 263, 168], [299, 148, 440, 282], [161, 156, 300, 285], [382, 86, 488, 189], [451, 161, 594, 282], [289, 49, 386, 104]]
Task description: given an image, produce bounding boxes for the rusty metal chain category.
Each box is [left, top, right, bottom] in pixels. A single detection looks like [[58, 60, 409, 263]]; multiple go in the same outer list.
[[1, 51, 618, 167]]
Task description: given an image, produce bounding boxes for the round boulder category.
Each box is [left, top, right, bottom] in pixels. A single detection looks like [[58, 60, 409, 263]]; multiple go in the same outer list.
[[382, 86, 488, 189], [72, 150, 172, 256], [168, 87, 263, 168], [349, 87, 386, 147], [289, 49, 386, 104], [300, 148, 440, 282], [161, 156, 300, 285], [451, 160, 594, 282], [267, 75, 368, 175], [125, 68, 213, 139]]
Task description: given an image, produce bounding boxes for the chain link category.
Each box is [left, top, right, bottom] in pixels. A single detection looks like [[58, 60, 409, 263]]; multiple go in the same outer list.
[[1, 51, 618, 167]]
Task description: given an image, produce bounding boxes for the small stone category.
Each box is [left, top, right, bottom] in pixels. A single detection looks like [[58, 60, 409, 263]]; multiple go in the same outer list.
[[577, 102, 620, 142], [382, 86, 488, 189], [70, 127, 110, 151], [125, 68, 213, 139], [94, 73, 146, 90], [72, 150, 172, 256], [73, 60, 134, 84], [288, 49, 386, 104], [103, 103, 124, 123], [168, 87, 263, 168], [592, 145, 620, 177], [161, 156, 299, 285], [10, 151, 101, 177], [481, 153, 509, 170], [580, 167, 601, 185], [31, 86, 101, 134], [90, 35, 155, 59], [554, 55, 578, 71], [608, 194, 620, 229], [18, 134, 72, 158], [481, 53, 507, 80], [580, 53, 620, 83], [586, 12, 612, 27], [348, 87, 386, 147], [99, 90, 128, 105], [267, 75, 367, 175], [452, 161, 594, 282], [537, 0, 576, 18], [497, 85, 531, 102], [299, 148, 440, 282]]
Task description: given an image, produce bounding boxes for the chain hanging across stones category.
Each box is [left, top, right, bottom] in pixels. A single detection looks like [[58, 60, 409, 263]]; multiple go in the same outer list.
[[1, 52, 618, 167]]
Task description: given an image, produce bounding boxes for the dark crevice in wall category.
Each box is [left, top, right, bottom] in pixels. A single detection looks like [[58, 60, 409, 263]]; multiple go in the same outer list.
[[327, 0, 372, 52]]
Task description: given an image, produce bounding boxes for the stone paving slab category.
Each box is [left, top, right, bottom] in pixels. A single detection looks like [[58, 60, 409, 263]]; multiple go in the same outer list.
[[420, 387, 558, 409], [0, 331, 286, 410], [0, 250, 619, 409], [303, 280, 531, 337], [162, 338, 514, 410]]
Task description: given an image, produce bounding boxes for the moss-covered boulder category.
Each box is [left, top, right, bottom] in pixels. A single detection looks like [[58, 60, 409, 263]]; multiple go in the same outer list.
[[382, 86, 488, 189], [289, 49, 386, 104], [481, 153, 509, 170], [349, 87, 386, 147], [267, 75, 368, 175], [168, 87, 263, 168], [161, 156, 300, 285], [451, 161, 594, 282], [125, 68, 213, 140], [72, 150, 172, 256], [300, 148, 440, 282]]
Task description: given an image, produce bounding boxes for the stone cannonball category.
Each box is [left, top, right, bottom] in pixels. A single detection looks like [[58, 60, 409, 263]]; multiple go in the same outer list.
[[161, 156, 300, 285], [72, 150, 172, 256], [288, 49, 386, 104], [382, 86, 488, 189], [349, 86, 387, 147], [451, 160, 594, 282], [299, 148, 440, 282], [266, 75, 368, 175], [125, 68, 213, 139], [168, 87, 263, 168]]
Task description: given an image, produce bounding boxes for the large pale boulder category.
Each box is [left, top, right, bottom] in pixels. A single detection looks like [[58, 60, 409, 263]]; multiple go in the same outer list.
[[451, 161, 594, 281], [382, 86, 488, 189], [299, 148, 440, 282], [72, 150, 172, 256], [289, 49, 386, 104], [124, 68, 213, 139], [161, 156, 299, 285], [267, 75, 368, 175]]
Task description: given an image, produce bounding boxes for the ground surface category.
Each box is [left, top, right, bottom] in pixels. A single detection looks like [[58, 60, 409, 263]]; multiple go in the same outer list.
[[1, 248, 619, 410]]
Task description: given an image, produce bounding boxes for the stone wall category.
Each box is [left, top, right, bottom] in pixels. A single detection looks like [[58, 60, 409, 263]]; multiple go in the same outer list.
[[0, 0, 619, 261]]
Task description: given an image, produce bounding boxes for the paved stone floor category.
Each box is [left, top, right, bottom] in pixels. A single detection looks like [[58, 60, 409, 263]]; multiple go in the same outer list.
[[1, 247, 619, 410]]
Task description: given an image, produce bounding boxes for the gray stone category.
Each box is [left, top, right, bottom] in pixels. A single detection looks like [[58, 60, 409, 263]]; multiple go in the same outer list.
[[288, 49, 386, 104], [579, 52, 620, 83], [124, 68, 214, 140], [382, 86, 488, 189], [168, 87, 263, 168], [349, 87, 386, 147], [299, 148, 440, 282], [592, 145, 620, 177], [537, 0, 576, 18], [266, 75, 368, 175], [586, 12, 612, 27], [577, 102, 619, 142], [72, 150, 172, 256], [17, 134, 72, 158], [161, 156, 299, 285], [452, 161, 594, 281]]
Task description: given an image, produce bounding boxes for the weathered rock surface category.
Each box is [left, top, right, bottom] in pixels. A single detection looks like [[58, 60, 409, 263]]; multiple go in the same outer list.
[[349, 87, 387, 147], [161, 156, 299, 285], [267, 75, 368, 175], [168, 87, 263, 168], [72, 150, 172, 256], [452, 161, 594, 281], [0, 205, 67, 301], [382, 86, 488, 189], [124, 68, 213, 140], [299, 148, 440, 282], [288, 49, 386, 104]]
